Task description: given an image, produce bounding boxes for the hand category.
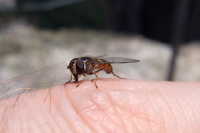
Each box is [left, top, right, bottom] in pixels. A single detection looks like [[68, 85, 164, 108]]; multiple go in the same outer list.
[[0, 79, 200, 133]]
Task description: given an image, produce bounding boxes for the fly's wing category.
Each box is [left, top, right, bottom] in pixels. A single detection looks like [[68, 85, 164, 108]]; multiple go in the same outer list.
[[100, 57, 140, 64], [81, 55, 107, 59], [0, 62, 69, 99], [95, 55, 107, 58]]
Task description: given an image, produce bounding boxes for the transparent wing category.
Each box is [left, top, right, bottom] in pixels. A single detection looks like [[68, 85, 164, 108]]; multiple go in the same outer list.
[[95, 55, 107, 58], [100, 57, 140, 64], [80, 55, 107, 59], [0, 62, 69, 99]]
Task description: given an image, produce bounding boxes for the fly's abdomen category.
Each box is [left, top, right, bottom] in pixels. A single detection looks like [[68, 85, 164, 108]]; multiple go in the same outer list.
[[96, 63, 113, 74]]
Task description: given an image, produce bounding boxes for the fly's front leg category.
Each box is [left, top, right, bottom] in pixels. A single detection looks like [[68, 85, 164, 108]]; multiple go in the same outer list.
[[65, 74, 72, 84], [76, 74, 87, 87]]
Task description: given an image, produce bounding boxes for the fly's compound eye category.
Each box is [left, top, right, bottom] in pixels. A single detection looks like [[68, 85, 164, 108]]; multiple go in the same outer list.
[[76, 58, 85, 74]]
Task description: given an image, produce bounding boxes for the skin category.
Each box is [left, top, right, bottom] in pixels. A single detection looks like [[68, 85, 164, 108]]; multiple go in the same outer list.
[[0, 79, 200, 133]]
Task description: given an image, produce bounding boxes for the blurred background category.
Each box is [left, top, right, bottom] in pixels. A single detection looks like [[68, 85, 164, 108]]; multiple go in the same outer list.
[[0, 0, 200, 96]]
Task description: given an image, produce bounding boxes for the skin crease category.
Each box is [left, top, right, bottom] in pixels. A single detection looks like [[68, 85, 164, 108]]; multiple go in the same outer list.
[[0, 79, 200, 133]]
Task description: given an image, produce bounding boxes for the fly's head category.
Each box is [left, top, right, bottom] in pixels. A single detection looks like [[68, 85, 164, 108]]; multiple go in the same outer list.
[[67, 58, 85, 82]]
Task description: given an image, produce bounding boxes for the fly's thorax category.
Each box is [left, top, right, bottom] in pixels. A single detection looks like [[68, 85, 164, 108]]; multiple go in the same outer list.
[[80, 57, 91, 73], [84, 60, 95, 75]]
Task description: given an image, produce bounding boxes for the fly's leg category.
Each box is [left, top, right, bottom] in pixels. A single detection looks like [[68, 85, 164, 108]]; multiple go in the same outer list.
[[111, 71, 124, 79], [76, 74, 87, 87], [95, 73, 99, 78], [98, 63, 124, 79], [65, 73, 86, 88], [93, 69, 102, 76], [65, 74, 72, 84], [93, 70, 103, 89], [94, 72, 99, 89]]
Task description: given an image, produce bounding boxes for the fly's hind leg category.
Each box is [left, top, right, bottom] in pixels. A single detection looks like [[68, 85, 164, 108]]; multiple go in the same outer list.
[[103, 64, 124, 79], [111, 71, 124, 79]]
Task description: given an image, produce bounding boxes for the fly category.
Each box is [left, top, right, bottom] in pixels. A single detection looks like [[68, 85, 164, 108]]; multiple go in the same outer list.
[[66, 56, 140, 87]]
